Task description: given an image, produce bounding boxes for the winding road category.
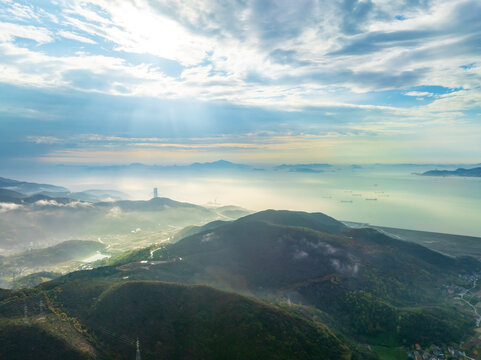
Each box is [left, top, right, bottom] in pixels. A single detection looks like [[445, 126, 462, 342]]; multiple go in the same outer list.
[[459, 277, 481, 328]]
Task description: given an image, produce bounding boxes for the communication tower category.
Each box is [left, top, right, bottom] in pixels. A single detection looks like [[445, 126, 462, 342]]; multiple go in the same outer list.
[[135, 338, 141, 360], [23, 304, 29, 324]]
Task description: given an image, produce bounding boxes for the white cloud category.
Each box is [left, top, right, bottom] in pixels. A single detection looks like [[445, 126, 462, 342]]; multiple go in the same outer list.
[[34, 199, 93, 208], [27, 136, 61, 144], [0, 202, 23, 213], [0, 0, 480, 122], [405, 91, 434, 97], [57, 30, 96, 44], [0, 21, 53, 43], [106, 206, 122, 218], [1, 1, 40, 22], [201, 232, 217, 242], [293, 249, 309, 260]]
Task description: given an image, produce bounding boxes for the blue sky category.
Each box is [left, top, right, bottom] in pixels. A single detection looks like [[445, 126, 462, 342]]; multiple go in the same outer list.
[[0, 0, 480, 167]]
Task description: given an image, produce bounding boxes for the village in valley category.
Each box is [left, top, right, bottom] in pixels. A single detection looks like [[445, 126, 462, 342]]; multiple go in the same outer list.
[[408, 273, 481, 360]]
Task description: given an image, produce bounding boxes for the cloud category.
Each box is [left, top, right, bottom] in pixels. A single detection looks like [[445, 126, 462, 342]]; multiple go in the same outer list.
[[0, 2, 40, 22], [330, 257, 360, 276], [27, 136, 61, 144], [106, 206, 122, 218], [201, 232, 218, 242], [0, 0, 480, 164], [0, 0, 480, 108], [293, 249, 309, 260], [0, 202, 23, 213], [61, 1, 211, 66], [34, 200, 93, 208], [57, 30, 96, 44], [405, 91, 434, 97], [0, 21, 53, 43]]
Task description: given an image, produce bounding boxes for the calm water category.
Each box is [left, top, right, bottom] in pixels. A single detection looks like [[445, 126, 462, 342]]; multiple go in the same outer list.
[[8, 164, 481, 237]]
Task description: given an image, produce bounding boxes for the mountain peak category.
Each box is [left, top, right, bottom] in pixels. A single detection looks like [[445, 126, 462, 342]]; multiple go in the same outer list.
[[237, 209, 346, 234]]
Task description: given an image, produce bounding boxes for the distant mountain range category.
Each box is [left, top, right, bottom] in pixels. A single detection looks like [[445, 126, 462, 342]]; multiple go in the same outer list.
[[0, 177, 68, 194], [83, 159, 253, 172], [420, 166, 481, 177], [40, 189, 128, 202], [0, 176, 128, 202], [274, 163, 331, 173], [68, 160, 337, 173], [0, 177, 252, 252]]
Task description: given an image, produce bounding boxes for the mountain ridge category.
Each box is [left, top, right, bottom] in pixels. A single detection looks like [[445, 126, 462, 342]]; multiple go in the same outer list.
[[0, 177, 68, 194], [420, 166, 481, 177]]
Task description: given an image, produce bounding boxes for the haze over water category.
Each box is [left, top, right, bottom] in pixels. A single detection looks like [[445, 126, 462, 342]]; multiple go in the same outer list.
[[15, 164, 480, 237]]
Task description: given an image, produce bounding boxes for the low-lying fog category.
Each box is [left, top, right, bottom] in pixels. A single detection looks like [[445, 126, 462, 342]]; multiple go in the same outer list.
[[5, 163, 479, 237]]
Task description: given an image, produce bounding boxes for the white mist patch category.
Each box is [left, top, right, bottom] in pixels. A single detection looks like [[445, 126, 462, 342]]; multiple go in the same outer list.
[[0, 202, 23, 213], [349, 262, 360, 275], [293, 249, 309, 260], [64, 200, 93, 208], [331, 259, 340, 269], [277, 234, 294, 243], [330, 258, 360, 276], [308, 241, 339, 255], [201, 232, 218, 242], [325, 244, 338, 255], [106, 206, 122, 218], [34, 199, 93, 208], [82, 252, 111, 263], [34, 199, 59, 207]]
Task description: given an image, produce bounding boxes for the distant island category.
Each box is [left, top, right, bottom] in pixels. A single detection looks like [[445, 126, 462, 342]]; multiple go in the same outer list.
[[420, 166, 481, 177], [274, 163, 331, 173], [83, 159, 253, 172]]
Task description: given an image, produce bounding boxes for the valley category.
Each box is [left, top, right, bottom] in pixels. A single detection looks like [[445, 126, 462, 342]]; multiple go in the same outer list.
[[1, 177, 481, 359]]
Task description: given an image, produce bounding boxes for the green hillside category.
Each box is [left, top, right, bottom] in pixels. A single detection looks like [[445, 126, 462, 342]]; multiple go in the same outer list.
[[1, 210, 479, 358], [11, 271, 61, 289], [0, 240, 105, 288], [87, 210, 478, 346], [0, 288, 11, 301], [237, 209, 347, 233], [172, 220, 229, 242], [0, 240, 105, 274], [0, 280, 358, 360], [0, 324, 90, 360]]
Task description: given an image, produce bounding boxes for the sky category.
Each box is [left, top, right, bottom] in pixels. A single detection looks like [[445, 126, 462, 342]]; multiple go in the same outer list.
[[0, 0, 480, 167]]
